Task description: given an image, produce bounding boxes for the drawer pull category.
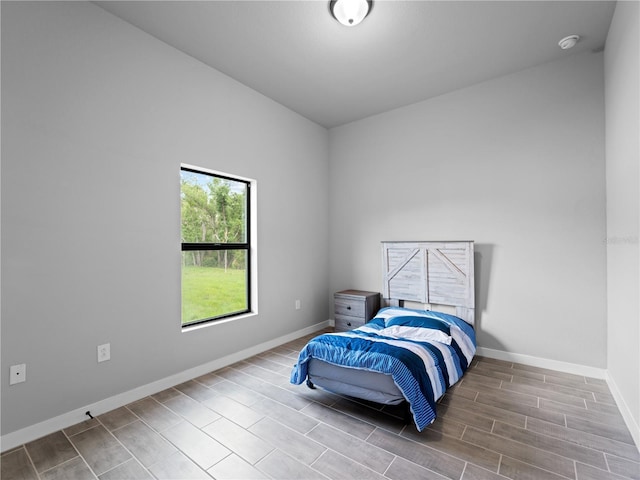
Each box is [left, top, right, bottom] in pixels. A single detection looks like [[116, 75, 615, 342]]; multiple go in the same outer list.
[[347, 322, 352, 326], [347, 306, 351, 310]]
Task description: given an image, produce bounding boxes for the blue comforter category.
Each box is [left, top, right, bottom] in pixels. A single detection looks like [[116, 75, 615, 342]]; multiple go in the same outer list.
[[290, 307, 476, 430]]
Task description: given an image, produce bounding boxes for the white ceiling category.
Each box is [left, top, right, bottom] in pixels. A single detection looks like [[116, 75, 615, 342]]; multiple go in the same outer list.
[[95, 1, 615, 128]]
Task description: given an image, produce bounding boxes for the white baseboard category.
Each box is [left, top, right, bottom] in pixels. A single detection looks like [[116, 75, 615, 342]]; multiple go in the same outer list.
[[476, 346, 608, 379], [606, 372, 640, 451], [0, 320, 331, 453]]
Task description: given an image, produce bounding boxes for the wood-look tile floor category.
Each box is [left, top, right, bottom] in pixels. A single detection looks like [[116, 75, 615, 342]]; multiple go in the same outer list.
[[2, 331, 639, 480]]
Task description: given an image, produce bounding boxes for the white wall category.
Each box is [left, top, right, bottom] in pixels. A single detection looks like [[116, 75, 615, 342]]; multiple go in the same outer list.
[[1, 2, 329, 437], [329, 52, 607, 369], [605, 0, 640, 442]]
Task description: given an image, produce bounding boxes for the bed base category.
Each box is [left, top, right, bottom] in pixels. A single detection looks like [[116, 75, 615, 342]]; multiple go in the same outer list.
[[305, 369, 413, 425]]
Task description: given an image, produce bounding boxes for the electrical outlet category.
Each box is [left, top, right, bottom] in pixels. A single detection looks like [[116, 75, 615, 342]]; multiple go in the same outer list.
[[295, 299, 301, 310], [10, 364, 26, 385], [97, 343, 111, 363]]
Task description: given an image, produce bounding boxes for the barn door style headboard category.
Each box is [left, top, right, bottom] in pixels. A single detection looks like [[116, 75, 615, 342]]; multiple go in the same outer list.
[[381, 241, 475, 325]]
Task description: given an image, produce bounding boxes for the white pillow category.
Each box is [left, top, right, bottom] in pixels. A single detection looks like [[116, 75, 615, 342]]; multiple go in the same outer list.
[[380, 326, 452, 345]]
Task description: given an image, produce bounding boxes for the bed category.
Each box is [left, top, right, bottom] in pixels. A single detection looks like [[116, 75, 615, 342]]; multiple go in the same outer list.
[[290, 241, 476, 431]]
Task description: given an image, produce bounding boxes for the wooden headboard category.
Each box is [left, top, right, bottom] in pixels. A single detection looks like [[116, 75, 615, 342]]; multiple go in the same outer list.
[[381, 241, 475, 325]]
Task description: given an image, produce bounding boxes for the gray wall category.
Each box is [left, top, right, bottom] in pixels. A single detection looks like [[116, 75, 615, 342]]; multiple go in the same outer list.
[[1, 2, 329, 435], [328, 51, 607, 368], [605, 1, 640, 435], [3, 0, 636, 444]]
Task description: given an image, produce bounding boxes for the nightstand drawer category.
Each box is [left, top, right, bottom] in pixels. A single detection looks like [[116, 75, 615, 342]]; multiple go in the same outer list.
[[334, 297, 365, 317], [334, 314, 365, 331]]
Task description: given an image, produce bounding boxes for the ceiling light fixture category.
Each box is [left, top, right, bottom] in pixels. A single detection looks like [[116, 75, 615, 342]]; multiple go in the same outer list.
[[558, 35, 580, 50], [330, 0, 372, 27]]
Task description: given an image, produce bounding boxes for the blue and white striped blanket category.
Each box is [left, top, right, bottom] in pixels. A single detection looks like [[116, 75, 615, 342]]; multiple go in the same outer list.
[[290, 307, 476, 431]]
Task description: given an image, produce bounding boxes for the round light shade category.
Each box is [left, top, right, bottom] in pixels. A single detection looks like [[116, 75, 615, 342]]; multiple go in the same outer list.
[[330, 0, 372, 26], [558, 35, 580, 50]]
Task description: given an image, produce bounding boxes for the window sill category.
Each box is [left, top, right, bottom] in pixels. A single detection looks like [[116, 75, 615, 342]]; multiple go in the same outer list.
[[181, 311, 258, 333]]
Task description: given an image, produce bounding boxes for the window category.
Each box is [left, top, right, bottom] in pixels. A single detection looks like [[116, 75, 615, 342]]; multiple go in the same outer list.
[[181, 165, 252, 327]]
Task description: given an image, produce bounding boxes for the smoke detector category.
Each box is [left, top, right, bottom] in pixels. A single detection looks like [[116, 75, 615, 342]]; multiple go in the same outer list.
[[558, 35, 580, 50]]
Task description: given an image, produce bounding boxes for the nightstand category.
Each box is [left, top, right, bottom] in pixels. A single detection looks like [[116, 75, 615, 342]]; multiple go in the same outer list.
[[333, 290, 380, 332]]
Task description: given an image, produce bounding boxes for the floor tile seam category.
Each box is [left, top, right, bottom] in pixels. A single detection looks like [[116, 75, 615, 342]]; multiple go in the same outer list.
[[303, 413, 395, 469], [379, 454, 399, 479], [458, 462, 468, 480], [525, 419, 640, 463], [157, 425, 231, 472], [495, 418, 616, 466], [109, 410, 180, 465], [202, 382, 266, 409], [312, 399, 403, 437], [547, 385, 617, 400], [99, 405, 145, 433], [499, 452, 577, 480], [241, 373, 320, 410], [574, 460, 635, 480], [470, 392, 550, 419], [469, 421, 612, 474], [18, 444, 42, 480], [589, 397, 622, 410], [97, 456, 152, 479], [33, 425, 85, 476], [151, 387, 182, 403], [473, 383, 545, 408], [62, 418, 99, 438], [0, 446, 25, 458], [205, 450, 236, 474], [500, 381, 598, 404], [498, 452, 576, 480], [67, 423, 136, 475], [232, 363, 290, 386], [543, 378, 613, 395], [604, 450, 640, 466], [258, 350, 295, 364], [385, 445, 467, 480], [246, 444, 275, 467], [367, 423, 472, 470], [510, 364, 585, 382], [583, 400, 628, 418], [126, 395, 184, 428], [462, 460, 512, 480], [309, 446, 389, 479], [529, 415, 635, 463], [561, 410, 634, 437], [259, 447, 331, 480], [126, 405, 184, 435], [213, 366, 267, 390], [486, 397, 600, 431], [191, 375, 223, 390], [250, 412, 329, 459], [90, 416, 160, 478], [33, 454, 93, 479], [400, 428, 505, 475], [440, 396, 530, 430], [202, 415, 273, 457], [601, 454, 640, 478], [246, 390, 318, 426], [157, 395, 222, 432], [603, 452, 613, 476], [500, 381, 589, 408]]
